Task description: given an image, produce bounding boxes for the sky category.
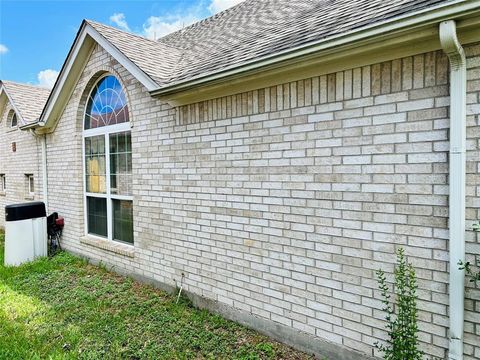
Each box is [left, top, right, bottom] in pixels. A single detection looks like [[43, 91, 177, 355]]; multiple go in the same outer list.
[[0, 0, 244, 88]]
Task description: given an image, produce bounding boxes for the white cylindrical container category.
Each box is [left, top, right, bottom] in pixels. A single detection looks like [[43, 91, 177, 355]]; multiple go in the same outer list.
[[4, 202, 47, 266]]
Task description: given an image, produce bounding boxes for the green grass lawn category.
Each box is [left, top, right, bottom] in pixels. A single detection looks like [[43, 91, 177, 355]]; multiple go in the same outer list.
[[0, 231, 312, 359]]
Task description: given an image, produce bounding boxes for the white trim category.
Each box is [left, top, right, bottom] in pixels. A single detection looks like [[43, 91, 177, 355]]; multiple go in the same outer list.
[[151, 0, 480, 96], [83, 232, 108, 242], [24, 173, 35, 198], [82, 74, 134, 244], [0, 174, 6, 193], [105, 131, 113, 241], [83, 122, 130, 137], [36, 0, 480, 125], [7, 109, 18, 128], [41, 29, 88, 127], [84, 25, 157, 91], [40, 21, 157, 129], [111, 194, 133, 201], [85, 192, 107, 198]]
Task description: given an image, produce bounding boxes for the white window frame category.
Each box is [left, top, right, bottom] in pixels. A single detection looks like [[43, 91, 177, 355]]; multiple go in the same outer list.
[[82, 74, 133, 245], [26, 174, 34, 196], [0, 174, 5, 193], [7, 110, 18, 128]]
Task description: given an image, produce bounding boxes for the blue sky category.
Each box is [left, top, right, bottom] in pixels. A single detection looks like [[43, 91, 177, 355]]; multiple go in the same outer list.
[[0, 0, 243, 87]]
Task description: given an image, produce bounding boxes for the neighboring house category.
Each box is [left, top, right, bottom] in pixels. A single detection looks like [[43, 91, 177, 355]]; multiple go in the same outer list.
[[3, 0, 480, 359], [0, 81, 50, 227]]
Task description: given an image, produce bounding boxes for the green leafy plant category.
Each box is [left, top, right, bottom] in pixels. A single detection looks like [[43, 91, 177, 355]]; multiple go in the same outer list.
[[458, 259, 480, 283], [458, 222, 480, 284], [375, 248, 423, 360]]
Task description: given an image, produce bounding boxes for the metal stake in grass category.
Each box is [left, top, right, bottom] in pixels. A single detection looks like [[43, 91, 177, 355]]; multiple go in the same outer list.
[[176, 273, 185, 304]]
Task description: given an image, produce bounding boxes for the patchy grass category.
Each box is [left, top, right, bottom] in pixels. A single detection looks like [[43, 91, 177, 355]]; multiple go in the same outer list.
[[0, 231, 312, 359]]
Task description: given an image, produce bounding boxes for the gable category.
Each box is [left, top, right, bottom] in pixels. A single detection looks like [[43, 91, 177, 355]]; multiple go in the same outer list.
[[0, 82, 50, 126], [39, 21, 158, 133]]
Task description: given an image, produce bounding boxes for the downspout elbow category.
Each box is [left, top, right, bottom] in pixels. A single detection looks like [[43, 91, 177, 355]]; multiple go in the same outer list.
[[440, 20, 466, 360]]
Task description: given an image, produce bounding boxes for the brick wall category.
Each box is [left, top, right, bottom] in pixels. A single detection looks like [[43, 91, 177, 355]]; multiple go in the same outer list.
[[0, 103, 43, 228], [46, 42, 480, 359]]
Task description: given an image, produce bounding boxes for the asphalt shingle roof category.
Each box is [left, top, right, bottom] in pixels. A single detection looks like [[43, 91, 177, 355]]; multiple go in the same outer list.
[[90, 0, 452, 89], [87, 21, 183, 86], [1, 81, 51, 124]]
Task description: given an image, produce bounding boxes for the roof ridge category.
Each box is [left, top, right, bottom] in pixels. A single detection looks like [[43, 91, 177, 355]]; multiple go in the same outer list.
[[85, 19, 186, 52], [1, 80, 51, 91], [158, 0, 253, 46], [85, 19, 155, 42]]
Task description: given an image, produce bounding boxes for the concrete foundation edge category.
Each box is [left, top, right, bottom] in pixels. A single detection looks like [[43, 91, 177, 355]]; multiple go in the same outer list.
[[68, 248, 377, 360]]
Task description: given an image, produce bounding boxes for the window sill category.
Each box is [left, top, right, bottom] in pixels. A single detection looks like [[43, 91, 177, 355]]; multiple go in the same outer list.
[[0, 191, 5, 196], [80, 235, 134, 258], [24, 195, 34, 200]]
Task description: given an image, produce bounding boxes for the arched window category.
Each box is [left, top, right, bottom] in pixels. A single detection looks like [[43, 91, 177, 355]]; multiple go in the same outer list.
[[8, 110, 17, 128], [84, 75, 129, 129], [83, 75, 133, 244]]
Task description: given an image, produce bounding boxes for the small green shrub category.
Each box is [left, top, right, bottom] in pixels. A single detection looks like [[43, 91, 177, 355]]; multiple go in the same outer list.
[[458, 258, 480, 284], [375, 248, 423, 360], [458, 222, 480, 285]]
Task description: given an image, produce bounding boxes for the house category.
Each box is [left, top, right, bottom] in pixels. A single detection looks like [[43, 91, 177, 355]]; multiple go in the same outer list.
[[2, 0, 480, 358], [0, 81, 50, 224]]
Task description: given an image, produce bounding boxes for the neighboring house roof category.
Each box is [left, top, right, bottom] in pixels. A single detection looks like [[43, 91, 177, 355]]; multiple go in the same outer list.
[[0, 81, 51, 124], [89, 0, 454, 89]]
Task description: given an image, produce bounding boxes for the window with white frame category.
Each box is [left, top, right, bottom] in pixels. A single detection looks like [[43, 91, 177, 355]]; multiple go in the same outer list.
[[83, 74, 133, 244], [25, 174, 34, 196], [7, 110, 17, 128], [0, 174, 5, 193]]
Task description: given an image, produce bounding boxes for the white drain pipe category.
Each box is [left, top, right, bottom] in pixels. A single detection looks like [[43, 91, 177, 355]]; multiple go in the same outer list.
[[28, 129, 49, 212], [439, 20, 466, 360], [41, 134, 49, 213]]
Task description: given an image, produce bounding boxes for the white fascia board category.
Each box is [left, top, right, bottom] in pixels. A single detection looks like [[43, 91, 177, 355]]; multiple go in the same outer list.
[[151, 0, 480, 96], [19, 121, 44, 131], [84, 25, 158, 91], [40, 28, 89, 127], [40, 22, 158, 129]]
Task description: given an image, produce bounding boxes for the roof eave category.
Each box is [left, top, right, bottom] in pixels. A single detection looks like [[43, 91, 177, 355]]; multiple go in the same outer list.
[[151, 0, 480, 99], [19, 121, 44, 130]]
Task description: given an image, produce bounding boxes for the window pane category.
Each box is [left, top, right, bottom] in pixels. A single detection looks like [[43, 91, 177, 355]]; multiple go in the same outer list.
[[29, 176, 34, 193], [87, 197, 107, 237], [110, 132, 132, 196], [113, 199, 133, 244], [84, 75, 129, 130], [85, 136, 106, 193]]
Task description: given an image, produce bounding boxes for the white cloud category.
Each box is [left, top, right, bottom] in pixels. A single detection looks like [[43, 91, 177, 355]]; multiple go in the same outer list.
[[208, 0, 245, 14], [109, 0, 246, 40], [0, 44, 8, 55], [110, 12, 130, 32], [37, 69, 59, 89], [142, 13, 200, 40]]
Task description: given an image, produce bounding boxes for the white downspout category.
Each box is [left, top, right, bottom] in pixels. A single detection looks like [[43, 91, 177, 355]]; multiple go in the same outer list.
[[439, 20, 466, 360], [28, 129, 49, 212], [41, 134, 49, 213]]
